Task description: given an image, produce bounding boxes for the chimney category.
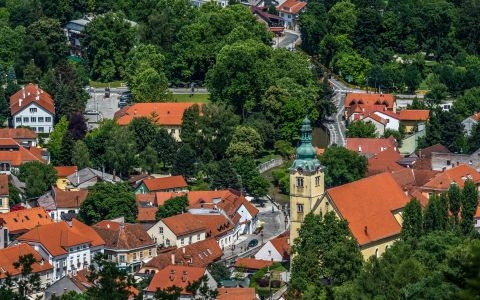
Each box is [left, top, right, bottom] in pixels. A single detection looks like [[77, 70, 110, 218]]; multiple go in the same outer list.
[[134, 109, 137, 115], [182, 247, 186, 254], [358, 145, 362, 152], [364, 226, 368, 235], [19, 99, 23, 107], [112, 169, 116, 181], [171, 253, 175, 265], [287, 238, 290, 245], [22, 86, 25, 98], [169, 270, 175, 281], [182, 271, 187, 282]]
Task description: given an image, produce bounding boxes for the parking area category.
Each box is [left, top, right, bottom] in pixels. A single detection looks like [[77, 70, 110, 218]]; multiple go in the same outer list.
[[85, 89, 122, 129]]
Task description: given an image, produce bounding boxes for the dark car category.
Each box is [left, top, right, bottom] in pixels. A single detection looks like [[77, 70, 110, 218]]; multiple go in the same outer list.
[[118, 100, 129, 108], [248, 239, 259, 248]]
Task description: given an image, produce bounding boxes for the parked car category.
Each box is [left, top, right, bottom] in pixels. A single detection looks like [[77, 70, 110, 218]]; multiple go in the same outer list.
[[248, 239, 259, 248], [118, 100, 129, 108]]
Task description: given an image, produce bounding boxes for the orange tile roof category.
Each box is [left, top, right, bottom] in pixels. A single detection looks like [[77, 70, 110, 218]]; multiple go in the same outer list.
[[55, 166, 78, 177], [162, 213, 206, 236], [327, 172, 410, 246], [0, 174, 8, 195], [475, 205, 480, 219], [0, 138, 45, 166], [346, 137, 397, 156], [408, 188, 430, 207], [146, 265, 206, 294], [53, 187, 88, 208], [345, 93, 395, 109], [470, 112, 480, 122], [114, 102, 196, 126], [154, 192, 186, 206], [363, 113, 388, 125], [421, 164, 480, 191], [0, 243, 53, 279], [235, 258, 273, 270], [137, 207, 158, 222], [0, 128, 37, 139], [270, 232, 291, 260], [391, 168, 439, 189], [398, 109, 430, 121], [142, 176, 188, 192], [367, 147, 404, 176], [191, 214, 233, 238], [10, 83, 55, 115], [93, 221, 155, 250], [17, 219, 104, 256], [217, 288, 256, 300], [0, 207, 53, 234], [277, 0, 306, 14]]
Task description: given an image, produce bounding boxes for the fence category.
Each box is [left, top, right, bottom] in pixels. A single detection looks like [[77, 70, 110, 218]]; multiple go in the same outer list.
[[257, 158, 283, 173]]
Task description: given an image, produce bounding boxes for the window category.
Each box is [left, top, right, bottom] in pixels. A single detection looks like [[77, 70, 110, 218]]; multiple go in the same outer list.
[[15, 117, 21, 123], [38, 117, 44, 122], [38, 127, 44, 133], [23, 117, 29, 123], [30, 117, 36, 122], [447, 160, 451, 166], [140, 251, 143, 259], [148, 249, 152, 256], [181, 238, 184, 245], [133, 252, 137, 261], [119, 255, 125, 263], [189, 236, 192, 244], [296, 177, 304, 187], [197, 234, 200, 240], [45, 117, 52, 122], [166, 239, 170, 247], [288, 14, 292, 19], [31, 127, 36, 132], [159, 227, 163, 234], [315, 176, 321, 186], [297, 203, 304, 213], [30, 108, 37, 113], [280, 12, 284, 17]]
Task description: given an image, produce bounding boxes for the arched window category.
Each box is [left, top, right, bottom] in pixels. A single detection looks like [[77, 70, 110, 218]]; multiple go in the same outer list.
[[375, 248, 379, 257]]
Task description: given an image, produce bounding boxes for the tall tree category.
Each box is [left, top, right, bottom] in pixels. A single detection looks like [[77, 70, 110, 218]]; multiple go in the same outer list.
[[172, 144, 196, 178], [180, 104, 201, 146], [401, 198, 423, 241], [103, 126, 137, 177], [153, 128, 178, 168], [128, 116, 157, 152], [319, 146, 368, 187], [72, 140, 91, 169], [346, 121, 377, 138], [448, 183, 462, 229], [47, 116, 68, 165], [59, 131, 75, 166], [299, 2, 328, 55], [18, 161, 57, 199], [209, 159, 240, 190], [155, 195, 189, 220], [68, 113, 88, 140], [460, 180, 479, 235]]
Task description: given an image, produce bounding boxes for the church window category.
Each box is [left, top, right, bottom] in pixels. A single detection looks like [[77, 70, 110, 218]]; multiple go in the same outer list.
[[296, 203, 304, 213], [296, 177, 304, 187], [315, 176, 321, 186]]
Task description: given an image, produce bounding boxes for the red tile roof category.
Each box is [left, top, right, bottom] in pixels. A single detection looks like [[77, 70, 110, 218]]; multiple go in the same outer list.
[[235, 258, 273, 270], [142, 176, 188, 192], [53, 187, 88, 208], [93, 221, 155, 250], [421, 164, 480, 191], [398, 109, 430, 121], [0, 243, 53, 279], [55, 166, 78, 177], [0, 128, 37, 139], [346, 137, 397, 156], [154, 192, 186, 206], [137, 207, 158, 223], [17, 219, 105, 256], [0, 138, 45, 166], [162, 213, 206, 236], [0, 174, 8, 195], [114, 103, 197, 126], [367, 147, 404, 176], [391, 168, 439, 189], [0, 207, 53, 234], [345, 93, 395, 110], [277, 0, 306, 14], [327, 172, 410, 246], [10, 84, 55, 115], [146, 265, 206, 294], [217, 288, 256, 300], [417, 144, 451, 159], [363, 113, 388, 125], [191, 214, 233, 238], [270, 232, 291, 260], [470, 112, 480, 122]]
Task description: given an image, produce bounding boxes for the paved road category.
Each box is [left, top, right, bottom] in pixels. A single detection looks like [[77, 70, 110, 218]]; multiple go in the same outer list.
[[278, 31, 299, 49]]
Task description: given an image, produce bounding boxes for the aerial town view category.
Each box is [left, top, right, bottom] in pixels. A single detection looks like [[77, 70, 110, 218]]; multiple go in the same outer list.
[[0, 0, 479, 299]]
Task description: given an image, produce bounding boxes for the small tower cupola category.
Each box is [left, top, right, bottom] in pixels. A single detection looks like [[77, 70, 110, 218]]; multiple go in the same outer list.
[[290, 116, 322, 173]]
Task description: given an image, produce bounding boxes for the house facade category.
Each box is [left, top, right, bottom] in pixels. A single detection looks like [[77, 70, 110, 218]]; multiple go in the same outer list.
[[276, 0, 306, 30], [0, 128, 38, 147], [420, 164, 480, 198], [0, 138, 46, 174], [0, 175, 9, 213], [462, 112, 480, 136], [254, 232, 290, 262], [10, 84, 55, 133], [36, 188, 89, 222], [134, 175, 188, 194], [149, 213, 207, 248]]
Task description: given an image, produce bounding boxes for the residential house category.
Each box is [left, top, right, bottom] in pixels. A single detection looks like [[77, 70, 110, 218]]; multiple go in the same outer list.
[[276, 0, 306, 30], [398, 109, 429, 133], [431, 147, 480, 172], [345, 93, 396, 122], [188, 211, 237, 250], [462, 112, 480, 136], [413, 144, 451, 170], [16, 219, 105, 280], [367, 147, 404, 176], [0, 207, 53, 246], [136, 194, 158, 225], [346, 137, 397, 158], [235, 258, 273, 273], [323, 173, 411, 258], [390, 168, 440, 206], [92, 220, 157, 273], [66, 167, 122, 189], [114, 103, 198, 141], [54, 166, 78, 190], [0, 174, 9, 213], [359, 113, 388, 136], [372, 109, 401, 131], [64, 17, 93, 57], [254, 232, 290, 262], [149, 213, 207, 248], [0, 128, 38, 146], [420, 164, 480, 198], [44, 269, 91, 300], [128, 173, 153, 189], [140, 238, 222, 275], [144, 265, 217, 300], [10, 84, 55, 133], [0, 138, 46, 174], [36, 188, 89, 222], [217, 288, 256, 300], [251, 6, 284, 29], [0, 243, 54, 289], [134, 175, 188, 194]]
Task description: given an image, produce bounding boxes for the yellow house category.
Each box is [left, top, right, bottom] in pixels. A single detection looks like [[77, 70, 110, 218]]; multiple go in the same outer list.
[[0, 175, 9, 213], [398, 109, 430, 134]]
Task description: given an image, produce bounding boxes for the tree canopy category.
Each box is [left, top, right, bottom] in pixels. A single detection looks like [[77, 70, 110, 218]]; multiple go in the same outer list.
[[319, 146, 368, 187]]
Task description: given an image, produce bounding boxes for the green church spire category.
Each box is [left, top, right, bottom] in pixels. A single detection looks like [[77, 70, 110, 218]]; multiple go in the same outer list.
[[290, 116, 322, 173]]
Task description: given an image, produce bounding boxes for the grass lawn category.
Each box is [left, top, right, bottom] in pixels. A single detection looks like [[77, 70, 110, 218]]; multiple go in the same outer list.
[[261, 164, 290, 206], [172, 93, 210, 103], [89, 80, 125, 88]]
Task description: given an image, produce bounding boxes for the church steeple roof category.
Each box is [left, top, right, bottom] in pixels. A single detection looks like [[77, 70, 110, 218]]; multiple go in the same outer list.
[[290, 116, 322, 173]]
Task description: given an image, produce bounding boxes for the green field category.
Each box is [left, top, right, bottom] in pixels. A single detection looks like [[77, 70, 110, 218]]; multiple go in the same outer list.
[[89, 80, 125, 88], [172, 93, 210, 103]]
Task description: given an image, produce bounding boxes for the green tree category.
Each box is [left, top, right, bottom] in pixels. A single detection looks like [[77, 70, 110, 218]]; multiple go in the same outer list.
[[47, 116, 68, 165], [209, 159, 240, 190], [155, 195, 189, 220], [0, 86, 9, 126], [289, 212, 362, 297], [423, 194, 449, 233], [180, 104, 201, 146], [231, 156, 269, 198], [299, 2, 328, 55], [154, 286, 182, 300], [226, 125, 263, 158], [346, 121, 377, 138], [22, 59, 42, 83], [72, 140, 91, 169], [59, 131, 75, 166], [18, 161, 57, 199], [128, 116, 157, 152], [328, 0, 357, 37], [448, 183, 462, 229], [208, 262, 232, 283], [319, 146, 368, 187], [452, 86, 480, 119], [141, 145, 158, 174], [103, 126, 137, 177], [401, 198, 423, 241], [79, 182, 137, 225], [460, 180, 479, 235], [153, 128, 178, 168], [172, 144, 196, 178], [0, 26, 25, 69]]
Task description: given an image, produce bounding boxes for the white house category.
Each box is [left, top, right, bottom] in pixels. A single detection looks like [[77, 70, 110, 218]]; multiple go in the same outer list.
[[462, 112, 480, 136], [374, 110, 401, 131], [16, 219, 105, 280], [276, 0, 306, 30], [254, 232, 290, 262], [36, 188, 89, 222], [148, 213, 207, 248], [10, 84, 55, 134]]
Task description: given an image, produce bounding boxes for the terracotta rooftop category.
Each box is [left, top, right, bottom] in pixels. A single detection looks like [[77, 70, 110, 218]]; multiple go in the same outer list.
[[0, 207, 53, 234], [391, 168, 439, 189], [345, 93, 395, 110], [217, 288, 256, 300], [53, 187, 89, 208], [0, 138, 45, 166], [327, 172, 410, 246], [142, 176, 188, 192], [398, 109, 430, 121], [363, 113, 388, 125], [421, 164, 480, 191], [17, 219, 105, 256], [0, 243, 53, 279], [0, 128, 37, 139], [417, 144, 451, 159], [277, 0, 306, 14], [190, 214, 233, 238], [55, 166, 78, 177], [93, 220, 155, 250], [67, 269, 92, 292], [136, 193, 158, 223], [235, 258, 273, 270], [146, 265, 206, 294], [346, 137, 397, 157], [367, 147, 404, 176], [0, 174, 8, 195], [270, 232, 291, 260], [10, 83, 55, 115], [114, 102, 197, 126], [162, 213, 207, 236], [469, 112, 480, 122]]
